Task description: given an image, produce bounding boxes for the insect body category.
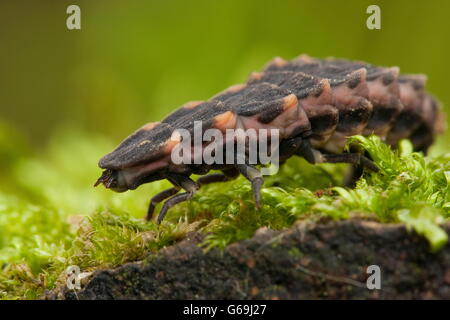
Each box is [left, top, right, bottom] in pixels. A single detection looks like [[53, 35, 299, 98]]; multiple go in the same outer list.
[[95, 55, 444, 223]]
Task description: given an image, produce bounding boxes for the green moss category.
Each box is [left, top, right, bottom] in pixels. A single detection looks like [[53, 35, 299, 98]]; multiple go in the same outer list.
[[0, 127, 449, 299], [173, 135, 449, 251]]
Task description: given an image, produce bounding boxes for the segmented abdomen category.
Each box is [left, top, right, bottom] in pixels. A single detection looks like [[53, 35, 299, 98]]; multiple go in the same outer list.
[[248, 55, 444, 153]]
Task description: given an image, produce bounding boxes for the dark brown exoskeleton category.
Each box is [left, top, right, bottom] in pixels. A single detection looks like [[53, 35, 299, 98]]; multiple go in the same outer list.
[[95, 55, 445, 223]]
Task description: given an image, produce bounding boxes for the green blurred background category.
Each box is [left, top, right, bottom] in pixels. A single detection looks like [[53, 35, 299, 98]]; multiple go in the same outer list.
[[1, 0, 449, 145]]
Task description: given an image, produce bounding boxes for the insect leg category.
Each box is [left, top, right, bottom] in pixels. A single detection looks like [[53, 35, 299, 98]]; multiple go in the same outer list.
[[320, 153, 379, 172], [197, 168, 239, 186], [146, 187, 180, 221], [157, 174, 199, 224], [157, 192, 194, 224], [235, 164, 264, 208]]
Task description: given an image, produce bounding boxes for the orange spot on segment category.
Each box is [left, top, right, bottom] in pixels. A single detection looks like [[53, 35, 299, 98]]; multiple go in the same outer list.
[[182, 100, 204, 109], [345, 68, 367, 90], [389, 66, 400, 77], [248, 72, 263, 81], [294, 54, 313, 63], [320, 79, 331, 92], [163, 131, 182, 154], [213, 111, 236, 131], [142, 122, 160, 131], [271, 57, 287, 67], [351, 68, 367, 81], [318, 79, 332, 101], [282, 94, 298, 111]]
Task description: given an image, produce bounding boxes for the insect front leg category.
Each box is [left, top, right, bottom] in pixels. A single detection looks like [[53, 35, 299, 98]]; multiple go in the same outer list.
[[156, 174, 199, 224], [157, 192, 194, 224], [146, 187, 180, 221], [235, 163, 264, 208]]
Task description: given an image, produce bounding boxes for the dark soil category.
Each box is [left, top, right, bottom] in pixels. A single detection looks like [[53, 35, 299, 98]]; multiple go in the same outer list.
[[57, 220, 450, 299]]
